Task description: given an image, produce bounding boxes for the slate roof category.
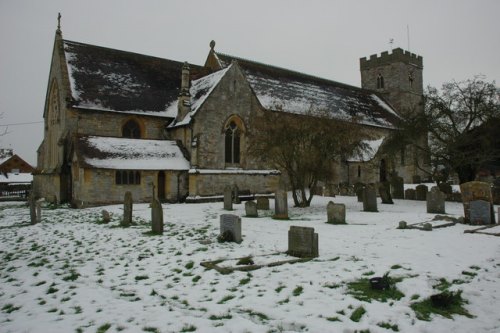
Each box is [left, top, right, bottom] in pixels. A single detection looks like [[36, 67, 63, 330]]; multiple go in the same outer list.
[[214, 53, 399, 128], [63, 40, 203, 117], [75, 136, 190, 170]]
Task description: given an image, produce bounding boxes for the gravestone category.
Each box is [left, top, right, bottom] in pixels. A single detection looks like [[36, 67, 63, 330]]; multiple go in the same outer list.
[[223, 186, 233, 210], [232, 184, 240, 204], [378, 182, 394, 204], [256, 197, 270, 210], [412, 175, 421, 184], [35, 198, 44, 224], [415, 184, 428, 201], [245, 201, 258, 217], [122, 191, 133, 227], [151, 198, 164, 234], [438, 182, 453, 196], [101, 210, 111, 223], [427, 186, 446, 214], [219, 214, 242, 243], [287, 226, 318, 258], [460, 181, 495, 224], [492, 178, 500, 205], [363, 184, 378, 212], [356, 187, 364, 202], [423, 223, 433, 231], [469, 200, 492, 225], [390, 176, 404, 199], [274, 189, 289, 219], [398, 221, 407, 229], [29, 193, 37, 225], [326, 201, 346, 224], [405, 188, 416, 200]]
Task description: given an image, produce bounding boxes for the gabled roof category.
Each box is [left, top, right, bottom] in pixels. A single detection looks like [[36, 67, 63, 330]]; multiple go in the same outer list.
[[75, 136, 190, 170], [212, 52, 399, 128], [63, 40, 202, 117]]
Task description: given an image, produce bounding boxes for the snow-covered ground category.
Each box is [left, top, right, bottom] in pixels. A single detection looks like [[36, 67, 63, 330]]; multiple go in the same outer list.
[[1, 195, 499, 333]]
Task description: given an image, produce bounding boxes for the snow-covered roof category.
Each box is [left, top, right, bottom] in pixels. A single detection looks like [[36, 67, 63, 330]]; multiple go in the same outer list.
[[0, 173, 33, 184], [63, 40, 203, 117], [75, 136, 190, 170], [214, 53, 399, 128], [166, 65, 231, 127], [348, 137, 385, 162]]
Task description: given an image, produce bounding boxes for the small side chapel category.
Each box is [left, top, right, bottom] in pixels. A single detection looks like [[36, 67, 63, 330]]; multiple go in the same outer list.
[[34, 19, 427, 207]]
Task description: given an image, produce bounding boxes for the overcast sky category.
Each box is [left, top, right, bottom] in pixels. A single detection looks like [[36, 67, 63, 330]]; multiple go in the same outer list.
[[1, 0, 499, 165]]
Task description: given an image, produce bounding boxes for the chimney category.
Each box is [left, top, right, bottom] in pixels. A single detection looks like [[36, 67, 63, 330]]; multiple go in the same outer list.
[[177, 62, 191, 122]]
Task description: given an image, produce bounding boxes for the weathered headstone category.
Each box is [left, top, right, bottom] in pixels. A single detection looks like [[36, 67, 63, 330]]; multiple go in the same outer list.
[[398, 221, 407, 229], [390, 176, 404, 199], [219, 214, 242, 243], [415, 184, 428, 201], [35, 198, 44, 224], [274, 189, 288, 219], [287, 226, 318, 258], [423, 223, 433, 231], [378, 182, 394, 204], [326, 201, 346, 224], [469, 200, 492, 225], [460, 181, 495, 224], [29, 193, 37, 225], [151, 198, 164, 234], [245, 201, 258, 217], [122, 191, 133, 227], [256, 197, 270, 210], [412, 175, 422, 184], [232, 184, 240, 204], [363, 184, 378, 212], [101, 209, 111, 223], [356, 187, 364, 202], [223, 186, 233, 210], [405, 188, 416, 200], [426, 186, 446, 214]]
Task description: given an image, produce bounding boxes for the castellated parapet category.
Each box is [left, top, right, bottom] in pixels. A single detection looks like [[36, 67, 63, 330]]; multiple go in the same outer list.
[[360, 48, 423, 70]]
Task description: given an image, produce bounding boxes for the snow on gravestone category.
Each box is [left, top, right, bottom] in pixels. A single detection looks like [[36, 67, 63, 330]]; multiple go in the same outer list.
[[287, 226, 319, 258], [460, 181, 496, 224], [427, 186, 446, 214], [219, 214, 242, 243]]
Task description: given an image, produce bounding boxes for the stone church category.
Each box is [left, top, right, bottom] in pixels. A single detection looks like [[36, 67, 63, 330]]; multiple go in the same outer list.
[[33, 23, 427, 207]]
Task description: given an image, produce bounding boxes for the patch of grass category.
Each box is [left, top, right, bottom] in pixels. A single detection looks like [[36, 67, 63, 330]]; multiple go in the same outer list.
[[323, 283, 341, 289], [241, 309, 269, 322], [63, 270, 80, 282], [209, 312, 232, 320], [46, 283, 59, 294], [2, 303, 21, 313], [292, 285, 303, 296], [461, 270, 477, 278], [142, 327, 160, 333], [469, 265, 480, 271], [180, 325, 197, 332], [346, 275, 404, 303], [135, 275, 149, 281], [377, 322, 399, 331], [411, 290, 473, 321], [217, 294, 235, 304], [236, 256, 254, 265], [362, 271, 375, 276], [192, 275, 201, 283], [185, 261, 194, 269], [390, 264, 403, 270], [433, 278, 452, 291], [239, 277, 251, 285], [350, 306, 366, 322], [411, 294, 420, 300], [275, 285, 286, 293], [326, 316, 341, 322]]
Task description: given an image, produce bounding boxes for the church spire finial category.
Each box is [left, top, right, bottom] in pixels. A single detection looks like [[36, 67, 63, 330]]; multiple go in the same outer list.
[[56, 12, 62, 34]]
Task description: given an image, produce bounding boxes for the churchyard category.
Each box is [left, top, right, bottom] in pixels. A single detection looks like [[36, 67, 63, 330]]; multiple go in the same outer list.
[[1, 186, 499, 333]]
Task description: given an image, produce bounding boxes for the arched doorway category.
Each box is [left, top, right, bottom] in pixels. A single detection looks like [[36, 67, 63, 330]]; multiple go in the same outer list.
[[379, 159, 387, 182], [157, 171, 165, 201]]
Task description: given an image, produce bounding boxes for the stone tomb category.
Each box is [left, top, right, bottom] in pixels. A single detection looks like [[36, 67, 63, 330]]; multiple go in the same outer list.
[[274, 189, 289, 219], [219, 214, 242, 243], [426, 186, 446, 214], [287, 226, 318, 258], [415, 184, 428, 201], [223, 185, 233, 210], [245, 201, 258, 217], [460, 181, 496, 224], [256, 197, 270, 210], [363, 184, 378, 212], [405, 188, 416, 200], [326, 201, 346, 224]]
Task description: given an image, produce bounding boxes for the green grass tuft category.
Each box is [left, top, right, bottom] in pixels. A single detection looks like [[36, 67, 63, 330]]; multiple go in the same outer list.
[[411, 290, 473, 321], [350, 306, 366, 322], [292, 285, 303, 296], [346, 276, 404, 303]]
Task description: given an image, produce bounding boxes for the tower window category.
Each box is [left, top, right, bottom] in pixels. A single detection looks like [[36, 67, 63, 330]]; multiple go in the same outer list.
[[225, 121, 240, 164], [377, 74, 385, 89], [122, 120, 141, 138]]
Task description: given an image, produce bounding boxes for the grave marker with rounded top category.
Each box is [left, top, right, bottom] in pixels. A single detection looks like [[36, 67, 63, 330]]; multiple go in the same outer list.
[[405, 188, 416, 200], [390, 176, 404, 199], [427, 186, 446, 214], [245, 201, 258, 217], [363, 184, 378, 212], [256, 197, 270, 210], [460, 181, 496, 224], [415, 184, 428, 201], [326, 201, 346, 224]]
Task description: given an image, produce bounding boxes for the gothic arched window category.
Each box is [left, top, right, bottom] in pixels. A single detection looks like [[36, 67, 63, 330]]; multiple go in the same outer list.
[[225, 121, 240, 164], [377, 74, 385, 89], [122, 120, 141, 138]]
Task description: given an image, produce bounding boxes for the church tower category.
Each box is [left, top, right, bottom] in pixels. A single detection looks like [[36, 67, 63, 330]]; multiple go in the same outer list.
[[360, 48, 423, 117]]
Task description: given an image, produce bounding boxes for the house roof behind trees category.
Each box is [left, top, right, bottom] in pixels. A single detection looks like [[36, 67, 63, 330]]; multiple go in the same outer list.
[[212, 52, 399, 129]]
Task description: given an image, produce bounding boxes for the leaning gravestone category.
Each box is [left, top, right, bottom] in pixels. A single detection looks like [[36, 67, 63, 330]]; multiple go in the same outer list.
[[232, 184, 240, 204], [379, 182, 394, 204], [390, 176, 404, 199], [460, 181, 495, 224], [326, 201, 346, 224], [151, 198, 164, 234], [405, 188, 416, 200], [223, 186, 233, 210], [274, 189, 289, 219], [245, 201, 258, 217], [469, 200, 493, 225], [427, 186, 446, 214], [219, 214, 242, 243], [415, 184, 428, 201], [287, 226, 318, 258], [256, 197, 269, 210], [122, 191, 133, 227], [363, 184, 378, 212]]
